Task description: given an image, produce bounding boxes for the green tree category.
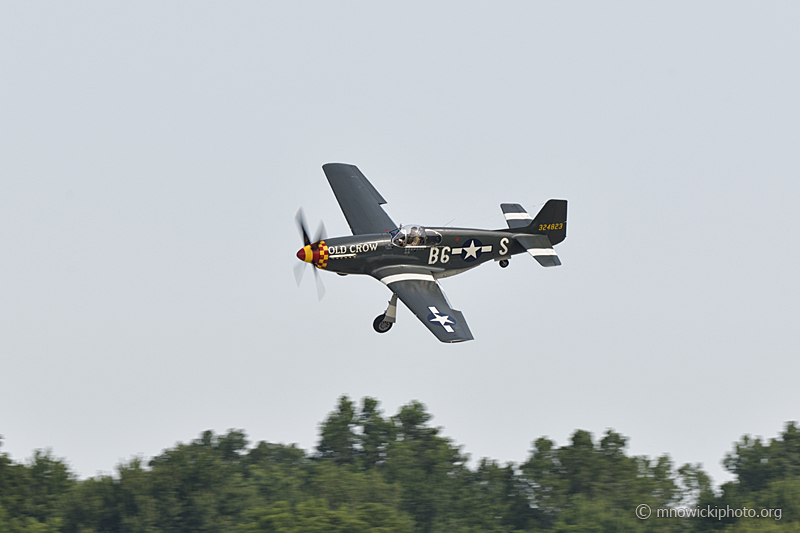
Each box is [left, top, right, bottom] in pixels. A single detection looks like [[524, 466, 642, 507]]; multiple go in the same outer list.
[[521, 429, 683, 531], [0, 442, 72, 533], [239, 500, 413, 533], [244, 442, 309, 509], [317, 396, 359, 465], [382, 401, 471, 533], [708, 421, 800, 529], [358, 397, 394, 470], [723, 422, 800, 493], [145, 429, 254, 532]]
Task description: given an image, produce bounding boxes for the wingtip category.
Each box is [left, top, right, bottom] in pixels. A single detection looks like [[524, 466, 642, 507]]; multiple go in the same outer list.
[[322, 162, 356, 170]]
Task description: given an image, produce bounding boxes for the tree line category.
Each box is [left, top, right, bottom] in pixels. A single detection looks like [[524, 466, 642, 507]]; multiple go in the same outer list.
[[0, 396, 797, 532]]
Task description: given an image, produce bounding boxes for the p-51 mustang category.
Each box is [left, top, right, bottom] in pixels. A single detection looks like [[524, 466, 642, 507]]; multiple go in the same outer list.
[[294, 163, 567, 343]]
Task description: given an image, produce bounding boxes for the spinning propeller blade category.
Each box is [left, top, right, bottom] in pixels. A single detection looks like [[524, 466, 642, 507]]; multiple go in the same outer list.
[[314, 220, 327, 243], [313, 267, 326, 300], [295, 208, 311, 246], [293, 262, 306, 286]]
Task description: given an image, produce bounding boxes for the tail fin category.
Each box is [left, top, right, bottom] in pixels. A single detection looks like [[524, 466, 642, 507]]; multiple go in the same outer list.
[[500, 199, 567, 267], [526, 199, 567, 245]]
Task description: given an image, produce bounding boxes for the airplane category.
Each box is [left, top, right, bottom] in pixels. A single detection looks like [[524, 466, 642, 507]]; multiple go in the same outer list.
[[294, 163, 567, 343]]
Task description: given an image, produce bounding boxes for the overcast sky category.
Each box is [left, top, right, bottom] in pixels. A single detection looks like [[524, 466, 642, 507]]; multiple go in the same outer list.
[[1, 2, 798, 488]]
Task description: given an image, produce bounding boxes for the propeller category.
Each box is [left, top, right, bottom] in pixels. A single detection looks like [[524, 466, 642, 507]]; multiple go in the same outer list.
[[295, 208, 311, 246], [294, 208, 327, 300]]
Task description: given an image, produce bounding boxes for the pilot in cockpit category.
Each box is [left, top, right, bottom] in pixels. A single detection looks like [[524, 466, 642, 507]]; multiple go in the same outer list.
[[408, 226, 423, 246]]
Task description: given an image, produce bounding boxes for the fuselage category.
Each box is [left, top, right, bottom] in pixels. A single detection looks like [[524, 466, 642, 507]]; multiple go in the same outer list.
[[297, 227, 528, 278]]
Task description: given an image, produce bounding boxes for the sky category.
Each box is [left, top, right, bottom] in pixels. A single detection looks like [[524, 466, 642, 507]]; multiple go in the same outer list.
[[1, 2, 798, 488]]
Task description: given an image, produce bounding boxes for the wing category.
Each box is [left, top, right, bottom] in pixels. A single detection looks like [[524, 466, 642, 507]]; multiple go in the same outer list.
[[372, 268, 474, 343], [322, 163, 397, 235]]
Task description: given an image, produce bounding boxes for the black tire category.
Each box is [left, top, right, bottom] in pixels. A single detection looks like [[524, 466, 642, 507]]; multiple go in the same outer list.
[[499, 259, 509, 268], [373, 314, 393, 333]]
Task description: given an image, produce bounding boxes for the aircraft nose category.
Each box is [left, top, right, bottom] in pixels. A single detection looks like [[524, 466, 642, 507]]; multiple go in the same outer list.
[[296, 246, 312, 262]]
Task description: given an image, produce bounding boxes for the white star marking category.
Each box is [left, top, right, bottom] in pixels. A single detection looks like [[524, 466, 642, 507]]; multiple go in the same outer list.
[[462, 240, 481, 259], [428, 306, 455, 333]]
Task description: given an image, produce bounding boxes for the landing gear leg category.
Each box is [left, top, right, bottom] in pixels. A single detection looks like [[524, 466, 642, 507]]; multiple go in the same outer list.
[[373, 293, 397, 333]]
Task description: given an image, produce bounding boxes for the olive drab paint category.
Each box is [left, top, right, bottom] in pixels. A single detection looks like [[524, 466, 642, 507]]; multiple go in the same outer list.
[[294, 163, 567, 342]]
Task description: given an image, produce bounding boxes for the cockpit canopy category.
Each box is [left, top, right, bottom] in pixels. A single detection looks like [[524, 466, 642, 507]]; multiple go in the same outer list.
[[391, 225, 443, 247]]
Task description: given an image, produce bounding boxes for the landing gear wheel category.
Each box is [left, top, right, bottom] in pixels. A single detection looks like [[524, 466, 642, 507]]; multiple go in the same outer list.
[[499, 259, 509, 268], [373, 314, 393, 333]]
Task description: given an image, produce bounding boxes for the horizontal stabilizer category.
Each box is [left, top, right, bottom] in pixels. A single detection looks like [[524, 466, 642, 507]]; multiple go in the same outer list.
[[515, 234, 561, 267], [500, 203, 533, 229]]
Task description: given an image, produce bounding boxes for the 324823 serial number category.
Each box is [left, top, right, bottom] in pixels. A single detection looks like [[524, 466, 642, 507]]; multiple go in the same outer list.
[[538, 223, 564, 231]]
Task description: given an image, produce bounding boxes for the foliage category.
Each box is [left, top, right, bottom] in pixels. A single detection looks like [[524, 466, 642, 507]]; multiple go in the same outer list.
[[0, 439, 72, 533], [0, 405, 797, 532]]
